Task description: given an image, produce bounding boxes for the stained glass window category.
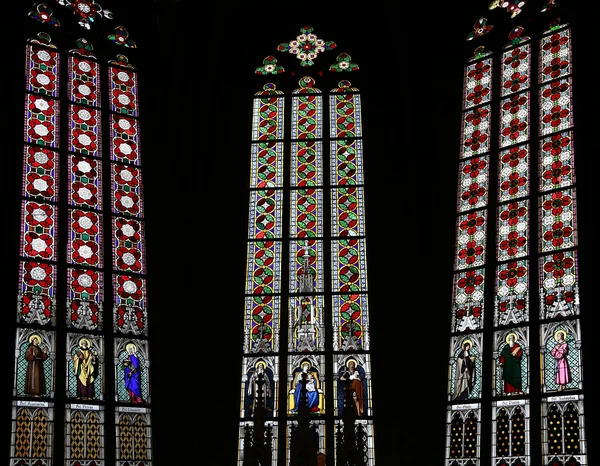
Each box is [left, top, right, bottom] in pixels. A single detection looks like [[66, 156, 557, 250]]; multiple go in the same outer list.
[[445, 3, 589, 466], [238, 26, 375, 465]]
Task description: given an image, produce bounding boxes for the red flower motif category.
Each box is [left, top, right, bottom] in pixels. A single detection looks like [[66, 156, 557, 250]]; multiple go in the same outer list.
[[542, 80, 569, 102], [28, 119, 55, 144], [543, 105, 570, 128], [542, 191, 572, 216], [114, 165, 140, 187], [503, 71, 528, 93], [503, 47, 528, 68], [501, 146, 527, 167], [461, 182, 487, 206], [71, 79, 98, 103], [71, 181, 98, 206], [502, 94, 527, 114], [500, 202, 527, 226], [114, 190, 141, 214], [71, 128, 98, 152], [462, 157, 487, 178], [466, 84, 490, 106], [113, 116, 137, 136], [459, 211, 485, 235], [70, 268, 100, 294], [457, 269, 484, 294], [500, 172, 527, 196], [498, 261, 527, 287], [113, 137, 138, 161], [24, 232, 53, 258], [464, 129, 488, 152], [543, 56, 569, 79], [542, 133, 570, 156], [543, 32, 569, 55], [499, 231, 527, 257], [543, 221, 573, 247], [23, 262, 54, 288], [71, 210, 99, 234], [26, 173, 55, 197], [25, 202, 54, 227], [542, 160, 571, 186], [30, 68, 57, 93], [115, 218, 141, 242], [543, 251, 574, 279], [112, 89, 136, 112], [458, 240, 484, 265], [467, 60, 491, 81], [27, 147, 56, 169], [465, 107, 489, 126], [71, 239, 100, 265], [112, 68, 136, 87], [502, 118, 527, 141], [117, 275, 144, 300], [116, 247, 142, 271], [28, 95, 55, 116], [32, 48, 57, 67]]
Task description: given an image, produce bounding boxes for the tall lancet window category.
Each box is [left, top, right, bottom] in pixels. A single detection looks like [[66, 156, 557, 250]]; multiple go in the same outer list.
[[238, 26, 375, 465], [445, 2, 588, 466], [11, 2, 153, 465]]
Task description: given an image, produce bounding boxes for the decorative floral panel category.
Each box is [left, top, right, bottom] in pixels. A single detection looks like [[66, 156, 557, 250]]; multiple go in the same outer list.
[[455, 209, 487, 270], [112, 162, 143, 217], [539, 78, 572, 136], [112, 217, 145, 274], [109, 66, 138, 117], [21, 200, 57, 261], [27, 43, 59, 97], [68, 154, 102, 209], [290, 187, 322, 238], [463, 57, 493, 110], [501, 43, 531, 97], [331, 186, 365, 237], [110, 114, 140, 165], [498, 144, 529, 202], [497, 200, 529, 261], [292, 84, 322, 139], [17, 260, 56, 326], [332, 293, 370, 351], [290, 140, 322, 187], [25, 94, 59, 148], [248, 189, 283, 239], [451, 267, 486, 333], [245, 240, 282, 295], [539, 250, 579, 320], [330, 139, 363, 186], [23, 146, 59, 202], [330, 238, 368, 293], [494, 259, 530, 327], [68, 104, 101, 156], [458, 155, 489, 212], [113, 274, 148, 336], [244, 295, 281, 353], [68, 209, 102, 267], [329, 89, 362, 138], [539, 28, 571, 84], [539, 130, 575, 192], [251, 86, 284, 141], [499, 91, 530, 148], [67, 267, 103, 330], [539, 188, 577, 252], [461, 104, 491, 159], [250, 141, 284, 188], [68, 55, 100, 107]]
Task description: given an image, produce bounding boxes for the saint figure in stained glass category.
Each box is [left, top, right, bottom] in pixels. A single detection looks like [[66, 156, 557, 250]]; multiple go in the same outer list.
[[24, 334, 49, 397]]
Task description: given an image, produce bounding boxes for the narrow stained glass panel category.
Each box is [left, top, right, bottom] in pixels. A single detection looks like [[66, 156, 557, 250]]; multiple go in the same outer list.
[[333, 354, 372, 416], [66, 333, 103, 400], [248, 189, 283, 239], [67, 267, 103, 330], [112, 163, 143, 217], [288, 239, 323, 293], [17, 261, 56, 325], [539, 130, 575, 192], [113, 274, 148, 336], [69, 154, 102, 208], [68, 209, 102, 267], [23, 146, 58, 202], [291, 140, 322, 187], [539, 78, 572, 135], [292, 81, 322, 139], [68, 105, 101, 156], [331, 186, 364, 237], [541, 321, 582, 393], [25, 94, 59, 148], [332, 293, 370, 351], [288, 295, 325, 352], [542, 395, 587, 464], [241, 356, 278, 418], [110, 114, 141, 165], [501, 43, 531, 97], [114, 339, 150, 403], [498, 144, 529, 202], [246, 240, 282, 295], [461, 104, 491, 159], [446, 404, 481, 460], [243, 295, 280, 354], [109, 65, 138, 117], [14, 329, 56, 398], [115, 408, 152, 465], [494, 259, 529, 326], [68, 55, 100, 107], [499, 91, 530, 148], [539, 28, 571, 84], [449, 333, 483, 401], [26, 42, 59, 97], [252, 86, 284, 141], [451, 267, 485, 333], [493, 328, 529, 396], [10, 401, 55, 464], [250, 141, 284, 188], [458, 155, 489, 212], [112, 217, 145, 274], [21, 200, 57, 261], [65, 405, 105, 464], [492, 400, 530, 463], [455, 209, 487, 270], [463, 58, 493, 110], [330, 139, 363, 186], [497, 199, 529, 261], [330, 238, 368, 293], [290, 187, 323, 237], [329, 87, 362, 138], [539, 250, 579, 320], [539, 188, 577, 253]]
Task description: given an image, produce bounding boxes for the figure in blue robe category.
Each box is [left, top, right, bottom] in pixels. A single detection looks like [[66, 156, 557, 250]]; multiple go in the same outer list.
[[122, 344, 143, 403]]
